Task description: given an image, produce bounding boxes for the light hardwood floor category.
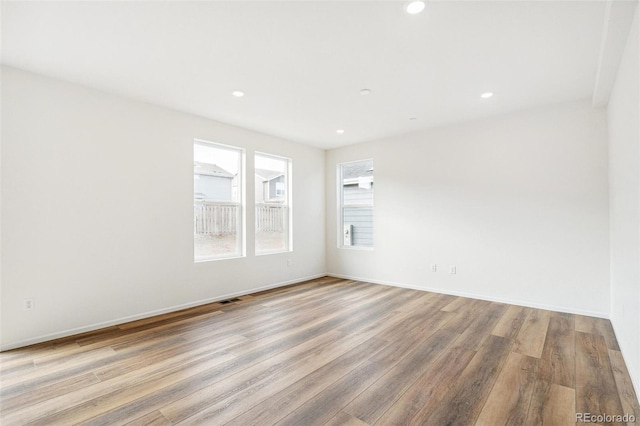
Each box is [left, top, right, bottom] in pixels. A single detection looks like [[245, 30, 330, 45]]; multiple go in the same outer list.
[[1, 277, 638, 425]]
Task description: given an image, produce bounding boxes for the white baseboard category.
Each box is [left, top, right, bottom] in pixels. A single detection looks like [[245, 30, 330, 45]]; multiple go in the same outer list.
[[326, 272, 610, 319], [2, 271, 612, 351], [0, 273, 327, 351]]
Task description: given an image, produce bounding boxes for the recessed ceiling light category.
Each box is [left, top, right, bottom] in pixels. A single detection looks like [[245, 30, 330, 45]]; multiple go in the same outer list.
[[406, 1, 425, 15], [336, 129, 345, 134], [232, 90, 245, 97], [480, 92, 494, 99], [360, 89, 372, 96]]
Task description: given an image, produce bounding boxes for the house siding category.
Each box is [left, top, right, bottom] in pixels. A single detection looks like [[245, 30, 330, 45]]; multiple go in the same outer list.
[[194, 175, 233, 201], [268, 175, 285, 200], [343, 184, 374, 247]]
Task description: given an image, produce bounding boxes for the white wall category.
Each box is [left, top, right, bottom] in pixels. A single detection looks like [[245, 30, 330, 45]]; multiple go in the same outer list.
[[327, 100, 610, 317], [0, 67, 326, 350], [608, 6, 640, 395]]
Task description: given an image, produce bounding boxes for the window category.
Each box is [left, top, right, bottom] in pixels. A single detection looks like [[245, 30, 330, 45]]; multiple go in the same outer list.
[[255, 152, 291, 254], [194, 140, 244, 261], [339, 159, 373, 248]]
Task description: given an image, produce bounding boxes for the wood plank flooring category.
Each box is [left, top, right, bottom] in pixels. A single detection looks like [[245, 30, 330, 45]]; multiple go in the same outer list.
[[1, 277, 638, 425]]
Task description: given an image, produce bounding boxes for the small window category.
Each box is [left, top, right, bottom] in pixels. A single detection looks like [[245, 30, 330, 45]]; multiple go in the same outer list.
[[194, 140, 244, 261], [339, 159, 374, 248], [255, 153, 291, 254]]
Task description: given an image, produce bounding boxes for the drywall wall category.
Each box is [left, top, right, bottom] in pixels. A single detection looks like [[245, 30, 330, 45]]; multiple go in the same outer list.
[[0, 67, 326, 350], [608, 6, 640, 396], [327, 100, 610, 317]]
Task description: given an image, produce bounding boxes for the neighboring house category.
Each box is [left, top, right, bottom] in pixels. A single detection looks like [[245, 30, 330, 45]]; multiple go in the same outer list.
[[342, 161, 374, 247], [194, 162, 235, 202], [255, 168, 286, 204]]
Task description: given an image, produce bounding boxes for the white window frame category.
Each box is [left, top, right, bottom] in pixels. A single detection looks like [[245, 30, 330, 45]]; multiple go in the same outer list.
[[338, 159, 374, 250], [194, 139, 246, 262], [255, 152, 293, 256]]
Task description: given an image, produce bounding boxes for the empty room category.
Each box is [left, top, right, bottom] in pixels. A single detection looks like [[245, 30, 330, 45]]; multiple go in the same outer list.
[[1, 0, 639, 425]]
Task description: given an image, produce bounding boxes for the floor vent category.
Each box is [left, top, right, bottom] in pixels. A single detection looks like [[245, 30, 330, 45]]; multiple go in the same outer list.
[[219, 298, 241, 305]]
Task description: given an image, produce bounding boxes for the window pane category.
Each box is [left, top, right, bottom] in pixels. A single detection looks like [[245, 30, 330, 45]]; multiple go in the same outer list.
[[194, 141, 243, 261], [255, 153, 291, 254], [340, 159, 373, 248], [343, 207, 373, 247]]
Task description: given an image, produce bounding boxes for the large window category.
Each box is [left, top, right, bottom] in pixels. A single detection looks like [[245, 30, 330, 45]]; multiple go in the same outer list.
[[194, 140, 244, 261], [339, 159, 374, 248], [255, 153, 291, 254]]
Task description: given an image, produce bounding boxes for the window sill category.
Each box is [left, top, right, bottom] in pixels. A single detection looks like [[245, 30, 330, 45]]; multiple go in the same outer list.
[[195, 254, 245, 263]]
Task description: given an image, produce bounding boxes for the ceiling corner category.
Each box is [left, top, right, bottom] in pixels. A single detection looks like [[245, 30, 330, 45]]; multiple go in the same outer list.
[[592, 0, 638, 108]]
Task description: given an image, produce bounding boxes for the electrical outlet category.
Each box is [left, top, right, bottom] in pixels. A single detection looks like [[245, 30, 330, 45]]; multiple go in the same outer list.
[[449, 266, 456, 274], [431, 264, 437, 272], [24, 298, 35, 311], [287, 259, 292, 267]]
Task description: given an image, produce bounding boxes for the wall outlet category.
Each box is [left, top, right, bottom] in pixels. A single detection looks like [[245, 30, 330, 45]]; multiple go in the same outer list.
[[24, 298, 35, 311], [431, 264, 437, 272], [449, 266, 456, 274], [287, 259, 292, 267]]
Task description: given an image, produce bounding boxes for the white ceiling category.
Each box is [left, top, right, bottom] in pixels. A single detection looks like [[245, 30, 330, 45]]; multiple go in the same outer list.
[[0, 1, 629, 149]]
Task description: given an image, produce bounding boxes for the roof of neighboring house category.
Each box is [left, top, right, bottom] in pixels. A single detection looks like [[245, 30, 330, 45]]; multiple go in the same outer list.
[[255, 168, 284, 181], [342, 160, 374, 180], [194, 162, 234, 178]]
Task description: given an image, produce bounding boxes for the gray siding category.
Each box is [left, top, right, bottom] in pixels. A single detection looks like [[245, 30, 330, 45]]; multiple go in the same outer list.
[[194, 175, 233, 201], [343, 183, 374, 247], [268, 175, 286, 200], [343, 184, 373, 205], [344, 207, 373, 247]]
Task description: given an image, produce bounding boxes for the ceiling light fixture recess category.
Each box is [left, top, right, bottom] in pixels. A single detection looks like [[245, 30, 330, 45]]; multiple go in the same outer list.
[[232, 90, 245, 97], [360, 89, 372, 96], [480, 92, 494, 99], [336, 129, 345, 134], [406, 1, 425, 14]]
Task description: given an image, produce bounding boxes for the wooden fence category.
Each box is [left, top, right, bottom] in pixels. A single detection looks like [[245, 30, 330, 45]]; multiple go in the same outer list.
[[256, 204, 287, 232], [194, 201, 239, 235], [194, 201, 287, 235]]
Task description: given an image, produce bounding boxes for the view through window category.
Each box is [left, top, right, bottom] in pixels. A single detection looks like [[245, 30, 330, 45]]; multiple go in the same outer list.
[[255, 153, 291, 254], [194, 140, 244, 261], [339, 159, 374, 248]]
